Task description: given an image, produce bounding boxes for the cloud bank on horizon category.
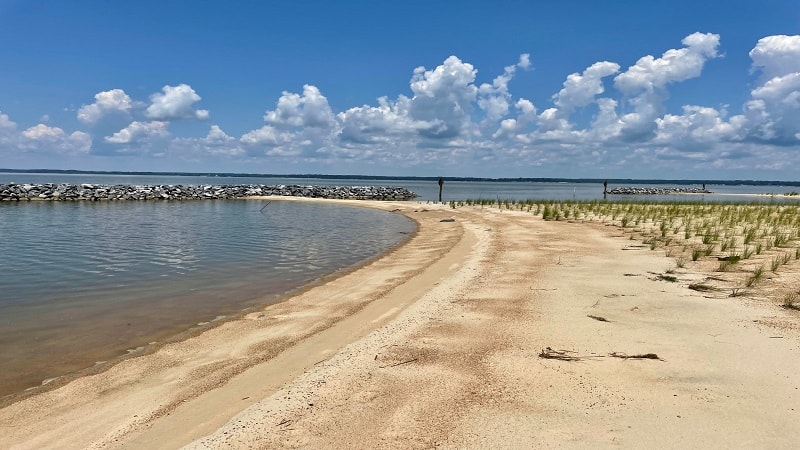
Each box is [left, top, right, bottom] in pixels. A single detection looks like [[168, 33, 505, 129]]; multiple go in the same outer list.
[[2, 33, 800, 179]]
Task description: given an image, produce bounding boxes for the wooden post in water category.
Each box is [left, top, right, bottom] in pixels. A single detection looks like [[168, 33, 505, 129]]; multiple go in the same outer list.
[[438, 177, 444, 203]]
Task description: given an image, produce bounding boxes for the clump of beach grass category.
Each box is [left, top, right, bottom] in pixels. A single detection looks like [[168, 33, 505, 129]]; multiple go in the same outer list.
[[770, 256, 782, 273], [746, 265, 765, 287], [730, 287, 747, 297], [781, 292, 800, 310], [718, 259, 735, 272]]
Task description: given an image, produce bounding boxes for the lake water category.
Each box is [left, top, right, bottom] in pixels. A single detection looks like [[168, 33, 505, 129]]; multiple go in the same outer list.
[[0, 197, 415, 399], [2, 172, 799, 400]]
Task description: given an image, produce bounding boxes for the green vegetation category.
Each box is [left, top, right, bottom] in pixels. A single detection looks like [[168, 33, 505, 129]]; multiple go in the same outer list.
[[745, 265, 765, 287], [449, 198, 800, 308]]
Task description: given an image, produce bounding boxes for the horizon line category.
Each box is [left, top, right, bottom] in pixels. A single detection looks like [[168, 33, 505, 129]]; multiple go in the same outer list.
[[1, 168, 799, 186]]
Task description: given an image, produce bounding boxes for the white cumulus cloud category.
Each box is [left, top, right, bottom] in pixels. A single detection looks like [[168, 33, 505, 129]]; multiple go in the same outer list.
[[241, 84, 339, 159], [736, 35, 800, 144], [145, 84, 209, 120], [338, 54, 532, 162], [612, 32, 721, 141], [171, 125, 244, 157], [77, 89, 133, 124], [338, 96, 417, 145], [749, 35, 800, 80], [408, 55, 478, 139], [517, 53, 532, 70], [0, 112, 19, 151], [105, 121, 169, 144], [614, 32, 720, 95], [0, 111, 16, 130], [20, 124, 91, 154], [553, 61, 620, 113], [655, 105, 738, 147], [205, 125, 236, 145], [478, 54, 531, 122], [264, 85, 336, 129], [22, 124, 65, 140], [240, 125, 287, 146]]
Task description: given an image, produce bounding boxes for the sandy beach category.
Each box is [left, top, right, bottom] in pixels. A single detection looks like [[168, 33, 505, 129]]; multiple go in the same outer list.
[[1, 198, 799, 449]]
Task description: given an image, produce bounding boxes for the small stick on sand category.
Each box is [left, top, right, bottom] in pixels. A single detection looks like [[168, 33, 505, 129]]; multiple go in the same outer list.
[[587, 315, 609, 322], [538, 347, 582, 361], [380, 358, 418, 368], [609, 352, 662, 360]]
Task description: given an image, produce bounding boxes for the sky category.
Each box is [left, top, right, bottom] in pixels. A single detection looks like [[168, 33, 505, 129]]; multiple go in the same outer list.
[[1, 1, 799, 180]]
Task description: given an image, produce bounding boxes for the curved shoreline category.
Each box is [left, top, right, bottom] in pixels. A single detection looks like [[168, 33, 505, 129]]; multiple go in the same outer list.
[[2, 200, 799, 448], [0, 197, 418, 407], [0, 198, 456, 448]]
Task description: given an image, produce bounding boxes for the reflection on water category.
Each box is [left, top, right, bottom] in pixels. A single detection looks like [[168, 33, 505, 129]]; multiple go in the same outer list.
[[0, 200, 415, 398]]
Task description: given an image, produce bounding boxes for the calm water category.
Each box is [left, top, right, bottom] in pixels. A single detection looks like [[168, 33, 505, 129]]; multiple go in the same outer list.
[[0, 198, 414, 398]]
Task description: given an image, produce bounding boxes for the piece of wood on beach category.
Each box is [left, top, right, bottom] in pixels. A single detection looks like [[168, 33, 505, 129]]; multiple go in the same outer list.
[[538, 347, 582, 361], [622, 245, 648, 250], [587, 315, 610, 322], [688, 283, 715, 292], [608, 352, 662, 361]]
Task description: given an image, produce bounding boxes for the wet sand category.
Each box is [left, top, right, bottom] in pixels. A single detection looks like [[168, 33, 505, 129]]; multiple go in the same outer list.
[[1, 199, 799, 449]]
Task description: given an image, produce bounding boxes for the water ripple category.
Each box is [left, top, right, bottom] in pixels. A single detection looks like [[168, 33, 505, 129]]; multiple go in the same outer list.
[[0, 200, 415, 396]]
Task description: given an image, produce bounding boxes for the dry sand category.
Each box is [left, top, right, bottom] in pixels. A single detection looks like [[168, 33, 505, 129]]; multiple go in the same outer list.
[[1, 199, 799, 449]]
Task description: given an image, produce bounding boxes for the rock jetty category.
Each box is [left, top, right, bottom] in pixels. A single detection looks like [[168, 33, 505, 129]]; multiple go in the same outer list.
[[607, 187, 711, 195], [0, 183, 417, 202]]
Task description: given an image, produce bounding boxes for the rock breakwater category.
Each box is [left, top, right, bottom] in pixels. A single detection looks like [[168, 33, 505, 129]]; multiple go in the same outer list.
[[0, 183, 417, 202], [607, 187, 711, 195]]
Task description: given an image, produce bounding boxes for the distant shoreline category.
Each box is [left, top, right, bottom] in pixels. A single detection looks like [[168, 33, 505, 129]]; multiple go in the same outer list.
[[2, 168, 799, 187]]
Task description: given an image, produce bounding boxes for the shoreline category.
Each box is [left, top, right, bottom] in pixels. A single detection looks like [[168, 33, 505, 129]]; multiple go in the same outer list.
[[0, 196, 419, 407], [2, 199, 799, 448], [0, 198, 456, 448]]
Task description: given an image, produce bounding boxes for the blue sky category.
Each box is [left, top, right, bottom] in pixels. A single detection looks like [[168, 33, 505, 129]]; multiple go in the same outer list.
[[1, 0, 799, 179]]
